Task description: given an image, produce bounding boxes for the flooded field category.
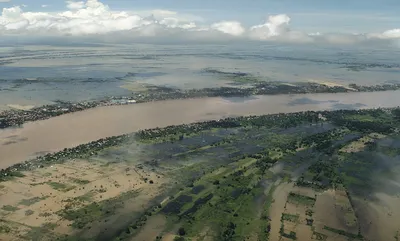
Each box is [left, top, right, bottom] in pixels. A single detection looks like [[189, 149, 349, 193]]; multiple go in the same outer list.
[[0, 158, 168, 241], [2, 3, 400, 240], [1, 90, 400, 169], [1, 44, 400, 110], [1, 108, 400, 240]]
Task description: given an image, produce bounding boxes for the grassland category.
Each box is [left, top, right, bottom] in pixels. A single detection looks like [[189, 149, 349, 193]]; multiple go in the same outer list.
[[1, 108, 400, 240]]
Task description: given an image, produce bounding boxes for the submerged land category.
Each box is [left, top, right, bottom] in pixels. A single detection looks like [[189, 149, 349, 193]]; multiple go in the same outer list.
[[1, 45, 400, 241], [1, 107, 400, 241], [1, 90, 400, 169], [1, 72, 400, 129]]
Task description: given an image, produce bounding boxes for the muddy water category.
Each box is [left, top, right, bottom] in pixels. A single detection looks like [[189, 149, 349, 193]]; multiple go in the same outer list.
[[355, 193, 400, 241], [269, 182, 294, 241], [1, 90, 400, 169]]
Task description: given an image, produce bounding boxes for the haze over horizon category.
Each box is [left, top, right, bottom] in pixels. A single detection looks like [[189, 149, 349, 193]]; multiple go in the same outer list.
[[0, 0, 399, 46]]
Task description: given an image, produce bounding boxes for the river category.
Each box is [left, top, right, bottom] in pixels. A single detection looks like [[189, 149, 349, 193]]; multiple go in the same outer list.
[[1, 90, 400, 169]]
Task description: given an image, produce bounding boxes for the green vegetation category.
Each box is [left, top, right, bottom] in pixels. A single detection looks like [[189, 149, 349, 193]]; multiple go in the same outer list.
[[39, 212, 52, 217], [3, 107, 400, 241], [41, 222, 58, 230], [47, 182, 75, 192], [51, 108, 400, 240], [2, 205, 19, 212], [19, 196, 48, 206], [3, 107, 400, 183], [0, 225, 11, 233], [58, 190, 140, 229], [202, 68, 264, 84], [306, 209, 313, 216], [0, 171, 25, 182], [22, 224, 61, 241], [280, 224, 297, 240], [380, 146, 400, 157], [70, 178, 90, 185], [73, 191, 96, 203], [259, 184, 276, 241], [109, 155, 272, 240], [281, 213, 299, 222], [1, 77, 400, 130], [313, 231, 328, 240], [323, 226, 363, 240], [25, 210, 34, 216], [287, 192, 316, 206]]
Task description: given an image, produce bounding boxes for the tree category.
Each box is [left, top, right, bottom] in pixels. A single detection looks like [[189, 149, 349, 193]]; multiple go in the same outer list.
[[178, 227, 186, 236], [392, 108, 400, 120], [222, 222, 236, 240]]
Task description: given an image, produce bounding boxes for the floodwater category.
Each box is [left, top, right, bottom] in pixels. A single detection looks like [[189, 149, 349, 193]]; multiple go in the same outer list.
[[1, 90, 400, 169], [1, 43, 400, 110], [269, 182, 294, 241]]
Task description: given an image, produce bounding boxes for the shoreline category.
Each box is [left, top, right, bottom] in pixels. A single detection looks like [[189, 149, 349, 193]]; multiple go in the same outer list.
[[0, 106, 398, 182], [1, 82, 400, 129], [1, 90, 400, 169]]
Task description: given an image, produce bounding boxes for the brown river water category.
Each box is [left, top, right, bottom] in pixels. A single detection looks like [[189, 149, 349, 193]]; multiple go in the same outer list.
[[1, 91, 400, 169]]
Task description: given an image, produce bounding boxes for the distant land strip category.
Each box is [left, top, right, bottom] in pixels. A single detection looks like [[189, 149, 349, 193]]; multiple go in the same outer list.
[[1, 107, 399, 181], [1, 82, 400, 129]]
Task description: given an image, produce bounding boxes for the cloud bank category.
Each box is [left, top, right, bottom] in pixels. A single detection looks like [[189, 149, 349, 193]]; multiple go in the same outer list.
[[0, 0, 399, 45]]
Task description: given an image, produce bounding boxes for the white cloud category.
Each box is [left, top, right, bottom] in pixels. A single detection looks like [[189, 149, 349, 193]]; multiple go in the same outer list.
[[211, 21, 245, 36], [133, 9, 204, 22], [377, 29, 400, 39], [66, 1, 85, 10], [249, 14, 291, 40], [41, 5, 49, 8], [0, 0, 11, 2], [0, 0, 399, 46], [320, 33, 364, 44], [1, 5, 22, 20]]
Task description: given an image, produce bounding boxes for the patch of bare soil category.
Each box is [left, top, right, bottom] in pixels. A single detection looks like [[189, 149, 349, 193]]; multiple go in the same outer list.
[[191, 226, 215, 241], [162, 233, 179, 241], [340, 133, 386, 153], [281, 190, 316, 240], [0, 159, 169, 240], [131, 214, 166, 241], [291, 186, 318, 199]]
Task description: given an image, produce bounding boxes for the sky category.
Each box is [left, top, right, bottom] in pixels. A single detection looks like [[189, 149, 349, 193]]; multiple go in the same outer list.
[[0, 0, 399, 45]]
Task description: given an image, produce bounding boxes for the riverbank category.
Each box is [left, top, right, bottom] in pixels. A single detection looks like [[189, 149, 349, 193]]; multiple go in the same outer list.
[[1, 82, 400, 129], [1, 90, 400, 169]]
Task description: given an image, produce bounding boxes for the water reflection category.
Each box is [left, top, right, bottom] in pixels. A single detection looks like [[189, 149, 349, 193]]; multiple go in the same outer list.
[[1, 44, 400, 110], [222, 96, 259, 103], [331, 103, 367, 110], [288, 97, 339, 106]]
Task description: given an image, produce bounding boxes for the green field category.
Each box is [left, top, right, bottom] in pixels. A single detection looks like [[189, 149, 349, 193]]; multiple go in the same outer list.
[[1, 108, 400, 241]]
